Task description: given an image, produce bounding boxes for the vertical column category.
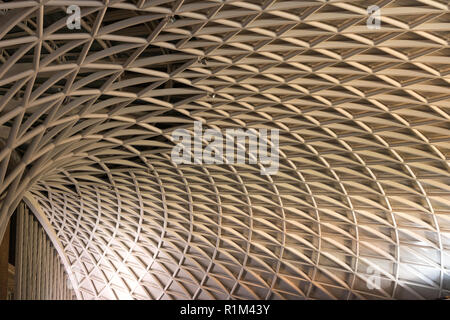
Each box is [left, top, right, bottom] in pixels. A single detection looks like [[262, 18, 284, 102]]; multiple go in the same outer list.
[[0, 221, 10, 299], [13, 202, 76, 300], [15, 204, 24, 300]]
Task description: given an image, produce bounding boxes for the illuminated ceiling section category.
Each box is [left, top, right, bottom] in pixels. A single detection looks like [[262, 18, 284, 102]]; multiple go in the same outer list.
[[0, 0, 449, 299]]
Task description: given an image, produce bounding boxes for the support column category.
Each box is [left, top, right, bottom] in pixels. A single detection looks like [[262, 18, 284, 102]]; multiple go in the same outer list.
[[0, 221, 10, 299]]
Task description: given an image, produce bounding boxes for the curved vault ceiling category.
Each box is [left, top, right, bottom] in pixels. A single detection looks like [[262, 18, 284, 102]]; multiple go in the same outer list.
[[0, 0, 449, 300]]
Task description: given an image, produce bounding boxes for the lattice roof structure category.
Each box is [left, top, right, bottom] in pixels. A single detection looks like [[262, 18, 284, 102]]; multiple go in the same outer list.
[[0, 0, 449, 300]]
